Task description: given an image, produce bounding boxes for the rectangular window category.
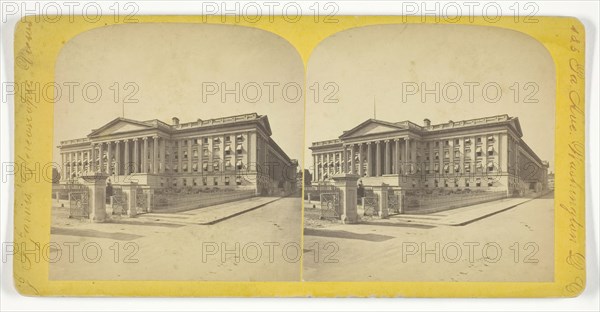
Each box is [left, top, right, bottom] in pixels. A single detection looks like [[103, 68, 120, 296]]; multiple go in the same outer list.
[[202, 177, 207, 186], [203, 138, 208, 144], [224, 176, 230, 185], [213, 177, 219, 186], [455, 139, 460, 145]]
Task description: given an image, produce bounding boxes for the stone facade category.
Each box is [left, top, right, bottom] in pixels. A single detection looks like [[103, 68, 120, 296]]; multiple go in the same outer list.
[[59, 113, 298, 195], [310, 114, 549, 195]]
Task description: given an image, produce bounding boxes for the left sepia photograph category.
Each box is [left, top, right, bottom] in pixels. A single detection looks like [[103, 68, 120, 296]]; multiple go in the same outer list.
[[49, 23, 304, 281]]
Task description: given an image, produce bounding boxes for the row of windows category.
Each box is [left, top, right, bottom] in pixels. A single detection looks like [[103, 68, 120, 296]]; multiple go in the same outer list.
[[426, 177, 496, 188], [164, 176, 245, 187], [429, 136, 495, 148]]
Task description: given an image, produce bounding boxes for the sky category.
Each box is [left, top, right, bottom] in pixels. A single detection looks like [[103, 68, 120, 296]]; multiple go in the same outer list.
[[53, 23, 304, 166], [53, 23, 556, 173], [305, 23, 556, 171]]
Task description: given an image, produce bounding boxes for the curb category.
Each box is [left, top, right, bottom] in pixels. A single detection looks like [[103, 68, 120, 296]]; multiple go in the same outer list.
[[197, 196, 287, 225]]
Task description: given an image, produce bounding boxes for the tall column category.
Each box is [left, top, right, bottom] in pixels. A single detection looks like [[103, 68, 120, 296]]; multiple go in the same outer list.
[[177, 140, 183, 173], [384, 140, 390, 175], [376, 141, 382, 176], [123, 139, 130, 175], [142, 137, 148, 173], [199, 138, 204, 173], [187, 139, 192, 173], [115, 140, 121, 175], [358, 144, 364, 177], [438, 139, 444, 175], [367, 142, 372, 177], [90, 145, 95, 173], [153, 136, 159, 174], [160, 138, 166, 173], [411, 140, 417, 174], [341, 146, 347, 173], [404, 138, 410, 175], [68, 153, 73, 178], [98, 143, 104, 174], [394, 139, 400, 174], [459, 138, 465, 175], [349, 145, 355, 175], [133, 138, 139, 174], [313, 155, 318, 182], [107, 142, 113, 175]]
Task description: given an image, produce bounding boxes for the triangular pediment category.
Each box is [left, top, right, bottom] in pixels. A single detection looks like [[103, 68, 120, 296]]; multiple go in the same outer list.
[[340, 119, 405, 139], [89, 118, 155, 137]]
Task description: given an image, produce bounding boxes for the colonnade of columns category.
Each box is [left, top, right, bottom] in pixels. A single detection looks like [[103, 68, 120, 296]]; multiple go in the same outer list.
[[313, 137, 415, 181], [313, 133, 506, 182], [62, 132, 255, 180]]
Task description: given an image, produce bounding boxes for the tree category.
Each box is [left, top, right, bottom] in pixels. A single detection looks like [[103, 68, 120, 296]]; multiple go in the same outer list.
[[303, 169, 312, 186], [51, 168, 61, 184]]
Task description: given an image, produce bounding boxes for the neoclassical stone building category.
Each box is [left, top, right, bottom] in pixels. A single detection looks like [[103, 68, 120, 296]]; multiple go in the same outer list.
[[310, 114, 549, 195], [59, 113, 298, 195]]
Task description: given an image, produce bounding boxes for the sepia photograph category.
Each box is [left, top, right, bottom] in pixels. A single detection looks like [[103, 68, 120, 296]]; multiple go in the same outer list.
[[49, 23, 304, 281], [303, 24, 555, 282]]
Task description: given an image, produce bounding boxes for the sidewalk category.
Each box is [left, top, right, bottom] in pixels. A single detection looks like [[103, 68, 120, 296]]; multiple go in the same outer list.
[[115, 196, 284, 226], [375, 196, 535, 226]]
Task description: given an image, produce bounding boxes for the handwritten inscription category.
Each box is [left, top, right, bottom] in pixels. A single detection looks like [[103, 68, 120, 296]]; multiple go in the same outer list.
[[563, 23, 586, 296]]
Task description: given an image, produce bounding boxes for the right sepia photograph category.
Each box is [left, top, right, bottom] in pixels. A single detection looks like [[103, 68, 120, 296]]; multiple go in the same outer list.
[[303, 24, 556, 282]]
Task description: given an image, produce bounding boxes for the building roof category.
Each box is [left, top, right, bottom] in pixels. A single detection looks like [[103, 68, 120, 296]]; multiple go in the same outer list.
[[61, 113, 273, 147], [313, 114, 524, 147]]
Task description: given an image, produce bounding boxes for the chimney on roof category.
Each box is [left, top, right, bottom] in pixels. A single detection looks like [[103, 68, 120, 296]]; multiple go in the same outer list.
[[424, 118, 431, 127], [172, 117, 180, 126]]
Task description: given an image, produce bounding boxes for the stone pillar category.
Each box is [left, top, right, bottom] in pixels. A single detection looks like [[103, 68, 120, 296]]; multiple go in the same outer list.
[[341, 147, 347, 174], [367, 142, 372, 177], [90, 145, 96, 173], [115, 140, 121, 176], [98, 143, 104, 174], [177, 139, 183, 173], [349, 145, 355, 175], [142, 137, 148, 173], [123, 139, 130, 175], [394, 139, 400, 174], [146, 189, 154, 213], [160, 138, 166, 173], [187, 139, 192, 173], [153, 136, 159, 174], [80, 174, 109, 222], [398, 189, 405, 214], [411, 140, 417, 174], [385, 140, 390, 174], [122, 182, 138, 217], [438, 139, 444, 176], [313, 155, 318, 181], [331, 173, 360, 224], [107, 142, 113, 175], [358, 144, 364, 177], [376, 141, 381, 176], [374, 183, 389, 219], [404, 138, 410, 175], [133, 138, 139, 174]]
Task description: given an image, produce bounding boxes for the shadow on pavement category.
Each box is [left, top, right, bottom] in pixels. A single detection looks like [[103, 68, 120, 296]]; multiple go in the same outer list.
[[304, 228, 394, 242], [51, 227, 144, 241], [361, 221, 436, 229]]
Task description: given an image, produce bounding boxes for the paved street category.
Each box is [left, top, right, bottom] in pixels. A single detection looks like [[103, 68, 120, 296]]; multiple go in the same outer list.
[[303, 193, 554, 282], [49, 197, 302, 281]]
